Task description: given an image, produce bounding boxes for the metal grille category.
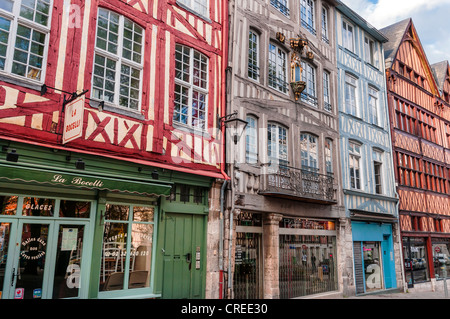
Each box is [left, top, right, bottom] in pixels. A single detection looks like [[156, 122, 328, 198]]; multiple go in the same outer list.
[[233, 232, 261, 299], [279, 234, 337, 298]]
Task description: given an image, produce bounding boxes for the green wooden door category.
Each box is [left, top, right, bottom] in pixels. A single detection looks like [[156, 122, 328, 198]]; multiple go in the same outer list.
[[161, 213, 204, 299]]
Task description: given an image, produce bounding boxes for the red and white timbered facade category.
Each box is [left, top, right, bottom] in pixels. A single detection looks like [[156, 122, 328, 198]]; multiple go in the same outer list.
[[0, 0, 227, 179]]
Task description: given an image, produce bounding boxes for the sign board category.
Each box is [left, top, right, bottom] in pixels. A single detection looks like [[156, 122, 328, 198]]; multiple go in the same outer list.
[[62, 96, 84, 144]]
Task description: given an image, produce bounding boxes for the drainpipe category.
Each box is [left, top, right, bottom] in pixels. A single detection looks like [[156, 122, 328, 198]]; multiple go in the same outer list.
[[219, 179, 228, 299]]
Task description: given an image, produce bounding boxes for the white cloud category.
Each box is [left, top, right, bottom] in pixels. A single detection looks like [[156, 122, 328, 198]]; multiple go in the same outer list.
[[341, 0, 450, 64]]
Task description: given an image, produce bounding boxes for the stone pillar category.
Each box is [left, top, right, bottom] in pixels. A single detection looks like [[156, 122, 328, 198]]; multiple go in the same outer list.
[[263, 213, 282, 299]]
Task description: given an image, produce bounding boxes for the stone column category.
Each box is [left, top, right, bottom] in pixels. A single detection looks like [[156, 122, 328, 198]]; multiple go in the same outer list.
[[263, 213, 282, 299]]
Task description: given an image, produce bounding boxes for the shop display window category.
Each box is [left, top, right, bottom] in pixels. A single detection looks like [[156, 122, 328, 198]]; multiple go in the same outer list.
[[363, 242, 382, 292], [0, 196, 17, 215], [22, 197, 55, 217], [59, 201, 91, 218], [99, 204, 154, 293], [403, 237, 430, 285], [431, 238, 450, 280], [279, 217, 337, 298]]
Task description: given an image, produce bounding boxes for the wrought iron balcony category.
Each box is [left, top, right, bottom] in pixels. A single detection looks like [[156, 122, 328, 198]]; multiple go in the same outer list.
[[259, 165, 337, 204]]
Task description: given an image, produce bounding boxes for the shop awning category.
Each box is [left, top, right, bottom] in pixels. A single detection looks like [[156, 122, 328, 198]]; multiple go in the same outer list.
[[0, 162, 172, 197]]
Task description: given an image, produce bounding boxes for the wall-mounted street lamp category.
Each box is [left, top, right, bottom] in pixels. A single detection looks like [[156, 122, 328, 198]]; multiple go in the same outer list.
[[219, 111, 248, 144]]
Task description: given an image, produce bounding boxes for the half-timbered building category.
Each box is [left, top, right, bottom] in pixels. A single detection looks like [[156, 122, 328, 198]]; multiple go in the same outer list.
[[224, 0, 344, 299], [0, 0, 227, 299], [335, 1, 403, 296], [381, 19, 450, 292]]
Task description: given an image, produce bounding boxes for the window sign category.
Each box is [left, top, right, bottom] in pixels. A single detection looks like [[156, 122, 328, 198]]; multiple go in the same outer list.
[[22, 197, 55, 217]]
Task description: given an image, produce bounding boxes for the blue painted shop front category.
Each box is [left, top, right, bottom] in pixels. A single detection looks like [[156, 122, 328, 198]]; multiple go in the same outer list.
[[352, 221, 397, 294]]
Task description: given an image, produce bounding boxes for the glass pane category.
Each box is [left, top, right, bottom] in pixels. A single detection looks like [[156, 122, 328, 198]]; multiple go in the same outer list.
[[133, 206, 154, 222], [0, 196, 17, 215], [100, 222, 128, 291], [363, 242, 382, 292], [16, 223, 49, 299], [128, 223, 152, 289], [0, 222, 12, 298], [59, 201, 91, 218], [105, 204, 129, 221], [22, 198, 55, 217], [52, 225, 84, 298]]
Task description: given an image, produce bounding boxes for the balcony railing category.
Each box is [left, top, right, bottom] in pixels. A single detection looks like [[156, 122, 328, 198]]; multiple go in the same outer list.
[[259, 165, 337, 204]]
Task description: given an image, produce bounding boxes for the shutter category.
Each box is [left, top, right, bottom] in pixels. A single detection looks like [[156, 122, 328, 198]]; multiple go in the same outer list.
[[353, 241, 365, 294]]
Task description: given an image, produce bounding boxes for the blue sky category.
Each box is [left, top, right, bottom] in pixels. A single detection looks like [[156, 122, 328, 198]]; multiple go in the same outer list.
[[341, 0, 450, 65]]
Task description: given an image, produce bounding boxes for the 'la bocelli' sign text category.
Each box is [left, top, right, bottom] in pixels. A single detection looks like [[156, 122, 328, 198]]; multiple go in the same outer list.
[[52, 174, 104, 188], [62, 96, 85, 144]]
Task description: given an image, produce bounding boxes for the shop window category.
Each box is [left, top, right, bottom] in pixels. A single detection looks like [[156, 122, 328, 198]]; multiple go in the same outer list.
[[59, 200, 91, 218], [99, 204, 155, 294], [363, 242, 382, 292], [0, 195, 17, 215], [22, 197, 55, 217], [52, 224, 85, 298], [432, 238, 450, 280], [403, 237, 430, 286], [279, 217, 337, 298], [0, 0, 51, 82]]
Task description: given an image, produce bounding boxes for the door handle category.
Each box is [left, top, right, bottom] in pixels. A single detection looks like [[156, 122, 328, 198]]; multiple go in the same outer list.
[[185, 253, 191, 263]]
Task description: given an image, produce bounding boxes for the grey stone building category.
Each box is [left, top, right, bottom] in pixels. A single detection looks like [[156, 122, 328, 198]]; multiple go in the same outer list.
[[222, 0, 346, 299]]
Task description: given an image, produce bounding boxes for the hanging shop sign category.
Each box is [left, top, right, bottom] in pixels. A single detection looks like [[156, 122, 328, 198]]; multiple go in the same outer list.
[[62, 96, 85, 144]]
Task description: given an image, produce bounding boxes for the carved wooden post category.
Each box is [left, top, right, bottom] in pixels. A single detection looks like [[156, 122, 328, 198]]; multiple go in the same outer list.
[[263, 213, 283, 299]]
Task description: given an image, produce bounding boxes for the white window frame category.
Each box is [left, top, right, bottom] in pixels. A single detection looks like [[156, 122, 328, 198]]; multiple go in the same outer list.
[[349, 141, 362, 190], [268, 43, 288, 93], [268, 122, 288, 167], [301, 61, 317, 106], [245, 115, 258, 164], [373, 149, 383, 194], [345, 73, 358, 117], [364, 36, 376, 66], [300, 133, 319, 172], [270, 0, 289, 16], [325, 138, 333, 175], [92, 8, 144, 111], [323, 70, 331, 112], [342, 20, 354, 52], [321, 6, 329, 43], [0, 0, 52, 83], [368, 86, 379, 126], [177, 0, 209, 18], [173, 44, 209, 130], [300, 0, 316, 35], [248, 30, 259, 81]]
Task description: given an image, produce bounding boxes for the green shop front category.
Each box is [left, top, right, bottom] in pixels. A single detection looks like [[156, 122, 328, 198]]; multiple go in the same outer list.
[[0, 141, 213, 299]]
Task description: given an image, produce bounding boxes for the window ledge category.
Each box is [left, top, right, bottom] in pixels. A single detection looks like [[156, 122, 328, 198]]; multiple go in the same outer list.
[[173, 122, 212, 139], [0, 73, 43, 92], [89, 100, 145, 121]]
